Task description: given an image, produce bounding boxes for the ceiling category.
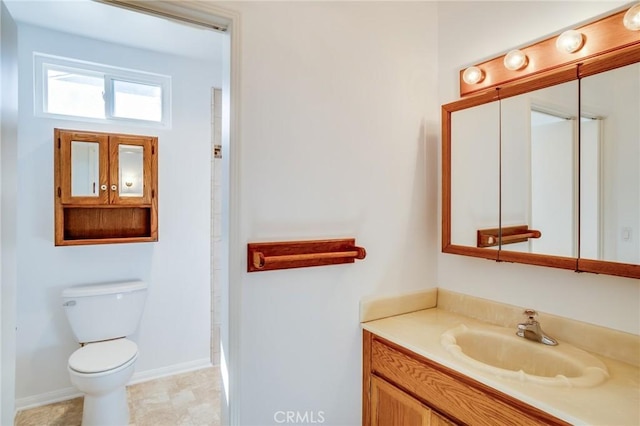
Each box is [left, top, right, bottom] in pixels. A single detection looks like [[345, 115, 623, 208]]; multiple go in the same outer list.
[[3, 0, 224, 61]]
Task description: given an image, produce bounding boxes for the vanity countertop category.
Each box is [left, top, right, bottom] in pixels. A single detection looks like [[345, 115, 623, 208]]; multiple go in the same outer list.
[[362, 308, 640, 426]]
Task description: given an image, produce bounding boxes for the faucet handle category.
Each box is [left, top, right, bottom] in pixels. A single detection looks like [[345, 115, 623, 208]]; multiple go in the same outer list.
[[523, 309, 538, 323]]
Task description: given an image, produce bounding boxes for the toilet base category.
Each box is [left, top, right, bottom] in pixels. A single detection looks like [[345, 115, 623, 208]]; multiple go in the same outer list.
[[69, 351, 137, 426], [82, 386, 129, 426]]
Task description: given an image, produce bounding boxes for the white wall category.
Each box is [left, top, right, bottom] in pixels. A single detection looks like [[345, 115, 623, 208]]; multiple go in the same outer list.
[[14, 24, 221, 404], [438, 1, 640, 334], [218, 1, 439, 424], [1, 0, 19, 422]]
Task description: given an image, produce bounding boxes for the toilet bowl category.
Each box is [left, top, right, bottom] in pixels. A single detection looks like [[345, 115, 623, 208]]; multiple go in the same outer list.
[[62, 281, 147, 426], [68, 339, 138, 426]]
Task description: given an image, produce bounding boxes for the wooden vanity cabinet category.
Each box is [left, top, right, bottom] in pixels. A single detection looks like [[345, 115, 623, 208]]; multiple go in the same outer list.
[[363, 331, 570, 426], [54, 128, 158, 246], [370, 375, 454, 426]]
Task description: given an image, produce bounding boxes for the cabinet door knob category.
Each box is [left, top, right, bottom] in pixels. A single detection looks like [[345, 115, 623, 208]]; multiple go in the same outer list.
[[100, 184, 107, 191], [111, 185, 117, 191]]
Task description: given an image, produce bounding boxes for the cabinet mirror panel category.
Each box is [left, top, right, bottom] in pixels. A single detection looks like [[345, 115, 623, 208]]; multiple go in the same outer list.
[[71, 141, 100, 197], [580, 63, 640, 265], [500, 81, 579, 257], [118, 144, 144, 198], [450, 101, 500, 248]]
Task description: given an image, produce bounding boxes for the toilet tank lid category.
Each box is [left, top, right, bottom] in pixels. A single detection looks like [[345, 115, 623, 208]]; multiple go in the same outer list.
[[62, 281, 147, 298]]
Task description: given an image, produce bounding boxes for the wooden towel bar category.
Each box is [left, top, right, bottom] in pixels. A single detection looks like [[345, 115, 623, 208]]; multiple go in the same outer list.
[[247, 238, 366, 272]]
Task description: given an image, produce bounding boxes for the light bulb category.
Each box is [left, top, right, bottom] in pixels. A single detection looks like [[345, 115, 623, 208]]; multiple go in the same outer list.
[[556, 30, 585, 53], [503, 50, 528, 71], [623, 3, 640, 30], [462, 66, 484, 84]]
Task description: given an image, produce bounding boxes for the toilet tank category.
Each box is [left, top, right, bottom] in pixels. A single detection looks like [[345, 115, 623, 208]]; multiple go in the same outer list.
[[62, 280, 148, 344]]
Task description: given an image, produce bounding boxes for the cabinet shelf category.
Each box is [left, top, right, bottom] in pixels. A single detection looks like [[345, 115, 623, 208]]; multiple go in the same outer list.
[[62, 207, 153, 241]]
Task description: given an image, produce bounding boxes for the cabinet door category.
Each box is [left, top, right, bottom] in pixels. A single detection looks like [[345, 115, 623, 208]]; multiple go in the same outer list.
[[108, 134, 155, 205], [370, 376, 432, 426], [58, 130, 109, 205], [430, 411, 456, 426]]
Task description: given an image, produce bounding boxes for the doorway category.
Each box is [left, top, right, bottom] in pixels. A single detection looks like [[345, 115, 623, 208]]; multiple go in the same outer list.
[[1, 0, 236, 424]]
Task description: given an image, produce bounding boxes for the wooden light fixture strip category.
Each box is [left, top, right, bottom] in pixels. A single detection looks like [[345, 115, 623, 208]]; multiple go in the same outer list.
[[477, 225, 542, 248], [247, 238, 366, 272], [460, 8, 640, 97]]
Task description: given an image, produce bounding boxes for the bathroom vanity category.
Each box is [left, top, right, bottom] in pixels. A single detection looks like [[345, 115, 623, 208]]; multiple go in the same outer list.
[[364, 330, 566, 426], [361, 291, 640, 426]]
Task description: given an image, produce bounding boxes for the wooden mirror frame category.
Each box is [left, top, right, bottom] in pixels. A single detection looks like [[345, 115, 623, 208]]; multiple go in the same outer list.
[[442, 7, 640, 279]]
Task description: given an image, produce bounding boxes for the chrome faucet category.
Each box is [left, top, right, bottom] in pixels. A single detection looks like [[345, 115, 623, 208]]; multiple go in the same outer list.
[[516, 309, 557, 345]]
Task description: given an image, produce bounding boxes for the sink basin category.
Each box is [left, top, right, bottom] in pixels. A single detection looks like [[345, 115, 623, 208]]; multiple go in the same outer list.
[[441, 324, 609, 387]]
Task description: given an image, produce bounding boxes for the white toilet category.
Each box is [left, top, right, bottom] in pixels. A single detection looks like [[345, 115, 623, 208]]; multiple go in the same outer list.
[[62, 280, 148, 426]]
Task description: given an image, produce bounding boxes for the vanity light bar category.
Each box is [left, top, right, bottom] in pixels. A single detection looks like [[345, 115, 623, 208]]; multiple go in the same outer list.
[[460, 6, 640, 96]]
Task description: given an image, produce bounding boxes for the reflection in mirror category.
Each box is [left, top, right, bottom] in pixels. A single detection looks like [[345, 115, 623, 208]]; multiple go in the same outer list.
[[71, 141, 100, 197], [581, 63, 640, 264], [119, 144, 144, 198], [450, 101, 500, 248], [500, 81, 578, 257], [580, 113, 602, 259]]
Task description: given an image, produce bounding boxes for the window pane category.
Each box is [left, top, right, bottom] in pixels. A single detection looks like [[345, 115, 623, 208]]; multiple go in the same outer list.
[[47, 69, 105, 118], [113, 80, 162, 122]]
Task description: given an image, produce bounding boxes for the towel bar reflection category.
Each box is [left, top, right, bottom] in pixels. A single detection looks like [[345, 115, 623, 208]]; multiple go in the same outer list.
[[247, 238, 366, 272], [477, 225, 542, 248], [485, 231, 542, 245]]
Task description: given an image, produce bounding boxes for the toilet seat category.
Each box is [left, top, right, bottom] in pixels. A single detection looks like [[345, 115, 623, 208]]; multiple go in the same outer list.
[[69, 338, 138, 374]]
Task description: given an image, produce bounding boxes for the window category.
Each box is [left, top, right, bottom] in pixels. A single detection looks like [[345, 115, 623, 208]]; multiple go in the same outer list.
[[35, 53, 171, 127]]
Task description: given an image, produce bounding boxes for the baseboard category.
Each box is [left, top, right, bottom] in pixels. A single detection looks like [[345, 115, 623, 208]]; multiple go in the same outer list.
[[128, 357, 213, 385], [15, 358, 213, 411], [15, 387, 82, 411]]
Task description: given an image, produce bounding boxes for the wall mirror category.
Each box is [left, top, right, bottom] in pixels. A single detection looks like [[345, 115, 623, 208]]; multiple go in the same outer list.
[[442, 4, 640, 279], [580, 62, 640, 266], [501, 80, 579, 259], [450, 100, 500, 252]]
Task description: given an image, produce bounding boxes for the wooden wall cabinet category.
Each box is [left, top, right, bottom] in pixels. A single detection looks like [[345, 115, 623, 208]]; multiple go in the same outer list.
[[363, 331, 569, 426], [54, 128, 158, 246]]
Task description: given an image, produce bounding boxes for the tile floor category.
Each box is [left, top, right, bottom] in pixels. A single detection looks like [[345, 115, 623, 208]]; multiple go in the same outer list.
[[14, 367, 221, 426]]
